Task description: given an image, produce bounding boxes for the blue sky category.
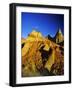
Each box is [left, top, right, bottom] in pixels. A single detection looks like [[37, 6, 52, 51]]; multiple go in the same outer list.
[[21, 12, 64, 38]]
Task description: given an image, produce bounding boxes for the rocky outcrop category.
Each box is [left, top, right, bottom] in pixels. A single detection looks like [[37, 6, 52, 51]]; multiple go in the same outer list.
[[21, 30, 64, 77]]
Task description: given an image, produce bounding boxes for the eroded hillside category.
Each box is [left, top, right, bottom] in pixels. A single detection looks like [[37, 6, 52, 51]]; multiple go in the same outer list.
[[21, 30, 64, 77]]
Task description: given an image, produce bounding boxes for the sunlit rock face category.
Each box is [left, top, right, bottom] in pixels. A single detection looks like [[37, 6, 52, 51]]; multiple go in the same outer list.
[[26, 30, 43, 42], [29, 30, 43, 38], [21, 30, 64, 77]]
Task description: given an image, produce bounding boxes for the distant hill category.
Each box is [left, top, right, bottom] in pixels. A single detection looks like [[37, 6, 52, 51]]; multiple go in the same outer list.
[[46, 28, 64, 46], [46, 35, 55, 42]]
